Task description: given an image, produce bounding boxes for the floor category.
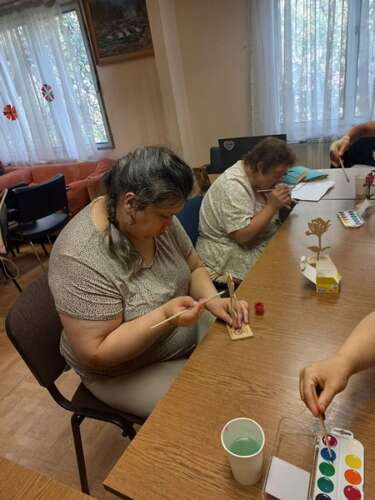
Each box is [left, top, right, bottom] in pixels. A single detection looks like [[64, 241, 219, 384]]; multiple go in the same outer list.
[[0, 245, 130, 499]]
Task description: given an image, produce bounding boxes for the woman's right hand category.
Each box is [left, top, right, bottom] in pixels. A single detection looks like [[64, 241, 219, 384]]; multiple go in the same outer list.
[[267, 185, 291, 210], [330, 135, 350, 166], [163, 296, 203, 327], [299, 355, 352, 417]]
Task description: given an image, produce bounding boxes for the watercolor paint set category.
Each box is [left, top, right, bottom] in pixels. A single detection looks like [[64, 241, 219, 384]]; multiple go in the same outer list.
[[310, 428, 364, 500], [337, 210, 364, 228], [262, 417, 365, 500]]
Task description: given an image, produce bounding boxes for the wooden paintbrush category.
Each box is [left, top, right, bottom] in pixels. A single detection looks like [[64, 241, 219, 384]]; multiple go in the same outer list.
[[151, 290, 225, 329], [339, 157, 350, 183], [311, 384, 333, 461]]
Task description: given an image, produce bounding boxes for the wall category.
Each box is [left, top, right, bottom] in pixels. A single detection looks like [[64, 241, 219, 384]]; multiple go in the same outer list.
[[174, 0, 251, 166], [147, 0, 252, 167], [97, 56, 168, 159]]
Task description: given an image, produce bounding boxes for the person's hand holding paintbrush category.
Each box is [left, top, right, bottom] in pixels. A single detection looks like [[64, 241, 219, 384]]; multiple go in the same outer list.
[[299, 357, 352, 460], [263, 183, 292, 211]]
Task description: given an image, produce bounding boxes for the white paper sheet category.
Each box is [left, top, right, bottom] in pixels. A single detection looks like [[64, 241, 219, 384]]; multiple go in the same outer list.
[[291, 180, 335, 201], [265, 456, 310, 500]]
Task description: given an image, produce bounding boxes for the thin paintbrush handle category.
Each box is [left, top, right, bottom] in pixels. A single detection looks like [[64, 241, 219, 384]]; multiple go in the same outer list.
[[150, 290, 225, 329], [295, 171, 307, 183], [311, 384, 333, 460], [257, 173, 306, 193], [339, 157, 350, 183]]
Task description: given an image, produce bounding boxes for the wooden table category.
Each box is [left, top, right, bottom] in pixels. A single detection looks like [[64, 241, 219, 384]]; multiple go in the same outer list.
[[105, 198, 375, 499], [0, 456, 94, 499], [318, 165, 372, 200]]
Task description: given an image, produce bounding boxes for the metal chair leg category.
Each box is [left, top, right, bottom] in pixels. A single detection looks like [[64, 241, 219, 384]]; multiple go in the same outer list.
[[12, 278, 22, 292], [122, 423, 136, 440], [71, 413, 90, 494], [29, 241, 45, 272]]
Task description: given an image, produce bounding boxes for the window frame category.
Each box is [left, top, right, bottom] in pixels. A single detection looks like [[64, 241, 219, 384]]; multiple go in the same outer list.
[[61, 0, 114, 150]]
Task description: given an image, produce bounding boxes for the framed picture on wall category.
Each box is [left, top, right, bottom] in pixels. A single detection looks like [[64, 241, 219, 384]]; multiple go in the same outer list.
[[82, 0, 153, 65]]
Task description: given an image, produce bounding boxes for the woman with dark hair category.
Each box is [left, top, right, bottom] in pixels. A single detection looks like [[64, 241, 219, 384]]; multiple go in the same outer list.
[[196, 137, 296, 283], [48, 146, 248, 418]]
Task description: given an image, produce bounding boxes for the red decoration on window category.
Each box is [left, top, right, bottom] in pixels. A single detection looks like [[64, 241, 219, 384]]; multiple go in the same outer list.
[[3, 104, 17, 120], [41, 83, 55, 102]]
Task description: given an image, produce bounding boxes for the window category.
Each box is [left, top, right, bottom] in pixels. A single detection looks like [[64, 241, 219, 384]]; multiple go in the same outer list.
[[250, 0, 375, 143], [61, 3, 113, 148], [279, 0, 375, 132], [0, 2, 112, 164]]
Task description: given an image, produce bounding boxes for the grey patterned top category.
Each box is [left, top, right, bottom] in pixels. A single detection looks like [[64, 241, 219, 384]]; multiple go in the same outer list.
[[196, 161, 279, 281], [48, 201, 193, 378]]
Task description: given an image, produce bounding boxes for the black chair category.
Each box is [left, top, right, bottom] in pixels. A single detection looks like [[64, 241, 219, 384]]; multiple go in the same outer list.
[[5, 273, 144, 494], [177, 196, 203, 246], [206, 146, 224, 174], [0, 190, 22, 292], [10, 174, 70, 270]]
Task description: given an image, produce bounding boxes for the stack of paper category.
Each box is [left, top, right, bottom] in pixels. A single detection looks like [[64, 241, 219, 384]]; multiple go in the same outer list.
[[291, 180, 335, 201]]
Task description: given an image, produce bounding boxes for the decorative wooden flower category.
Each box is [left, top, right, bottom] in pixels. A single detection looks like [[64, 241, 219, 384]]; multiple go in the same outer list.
[[305, 217, 331, 261], [3, 104, 17, 120], [41, 83, 55, 102], [365, 172, 375, 199]]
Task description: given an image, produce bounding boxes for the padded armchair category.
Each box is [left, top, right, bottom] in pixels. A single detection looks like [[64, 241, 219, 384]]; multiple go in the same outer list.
[[10, 174, 69, 270], [0, 158, 114, 215], [5, 273, 144, 494]]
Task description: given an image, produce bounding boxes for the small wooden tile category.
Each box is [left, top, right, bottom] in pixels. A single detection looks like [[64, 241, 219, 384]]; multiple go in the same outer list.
[[226, 323, 254, 340]]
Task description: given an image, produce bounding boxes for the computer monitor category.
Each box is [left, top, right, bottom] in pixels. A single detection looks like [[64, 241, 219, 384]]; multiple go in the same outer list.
[[218, 134, 287, 171]]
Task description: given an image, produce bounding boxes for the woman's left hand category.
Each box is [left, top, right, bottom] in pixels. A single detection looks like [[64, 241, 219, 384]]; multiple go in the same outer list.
[[204, 297, 249, 329]]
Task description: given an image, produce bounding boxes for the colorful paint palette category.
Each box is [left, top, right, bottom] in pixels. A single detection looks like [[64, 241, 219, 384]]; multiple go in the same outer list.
[[337, 210, 364, 228], [311, 428, 364, 500]]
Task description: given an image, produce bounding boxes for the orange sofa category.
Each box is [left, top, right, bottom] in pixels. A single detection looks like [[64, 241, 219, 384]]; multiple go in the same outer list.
[[0, 159, 114, 215]]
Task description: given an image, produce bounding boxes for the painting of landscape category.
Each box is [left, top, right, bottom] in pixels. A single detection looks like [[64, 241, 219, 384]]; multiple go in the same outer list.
[[83, 0, 153, 64]]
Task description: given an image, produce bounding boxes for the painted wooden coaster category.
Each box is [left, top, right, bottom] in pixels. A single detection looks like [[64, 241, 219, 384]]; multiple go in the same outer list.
[[226, 323, 254, 341]]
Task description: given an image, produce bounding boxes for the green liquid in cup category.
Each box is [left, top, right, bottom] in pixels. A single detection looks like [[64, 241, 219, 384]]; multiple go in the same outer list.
[[229, 437, 261, 456]]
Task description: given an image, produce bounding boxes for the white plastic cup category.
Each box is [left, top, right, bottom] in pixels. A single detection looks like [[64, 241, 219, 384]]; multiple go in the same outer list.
[[355, 175, 367, 200], [221, 417, 265, 486]]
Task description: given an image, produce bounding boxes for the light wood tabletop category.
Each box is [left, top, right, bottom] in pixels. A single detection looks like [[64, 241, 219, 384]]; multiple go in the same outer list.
[[0, 456, 95, 499], [104, 196, 375, 499], [313, 165, 373, 200]]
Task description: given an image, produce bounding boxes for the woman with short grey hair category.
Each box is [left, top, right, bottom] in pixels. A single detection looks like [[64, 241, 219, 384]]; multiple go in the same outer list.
[[49, 146, 249, 418]]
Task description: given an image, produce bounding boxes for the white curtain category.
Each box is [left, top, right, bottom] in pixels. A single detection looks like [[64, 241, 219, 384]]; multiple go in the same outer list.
[[0, 3, 97, 163], [250, 0, 375, 168]]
